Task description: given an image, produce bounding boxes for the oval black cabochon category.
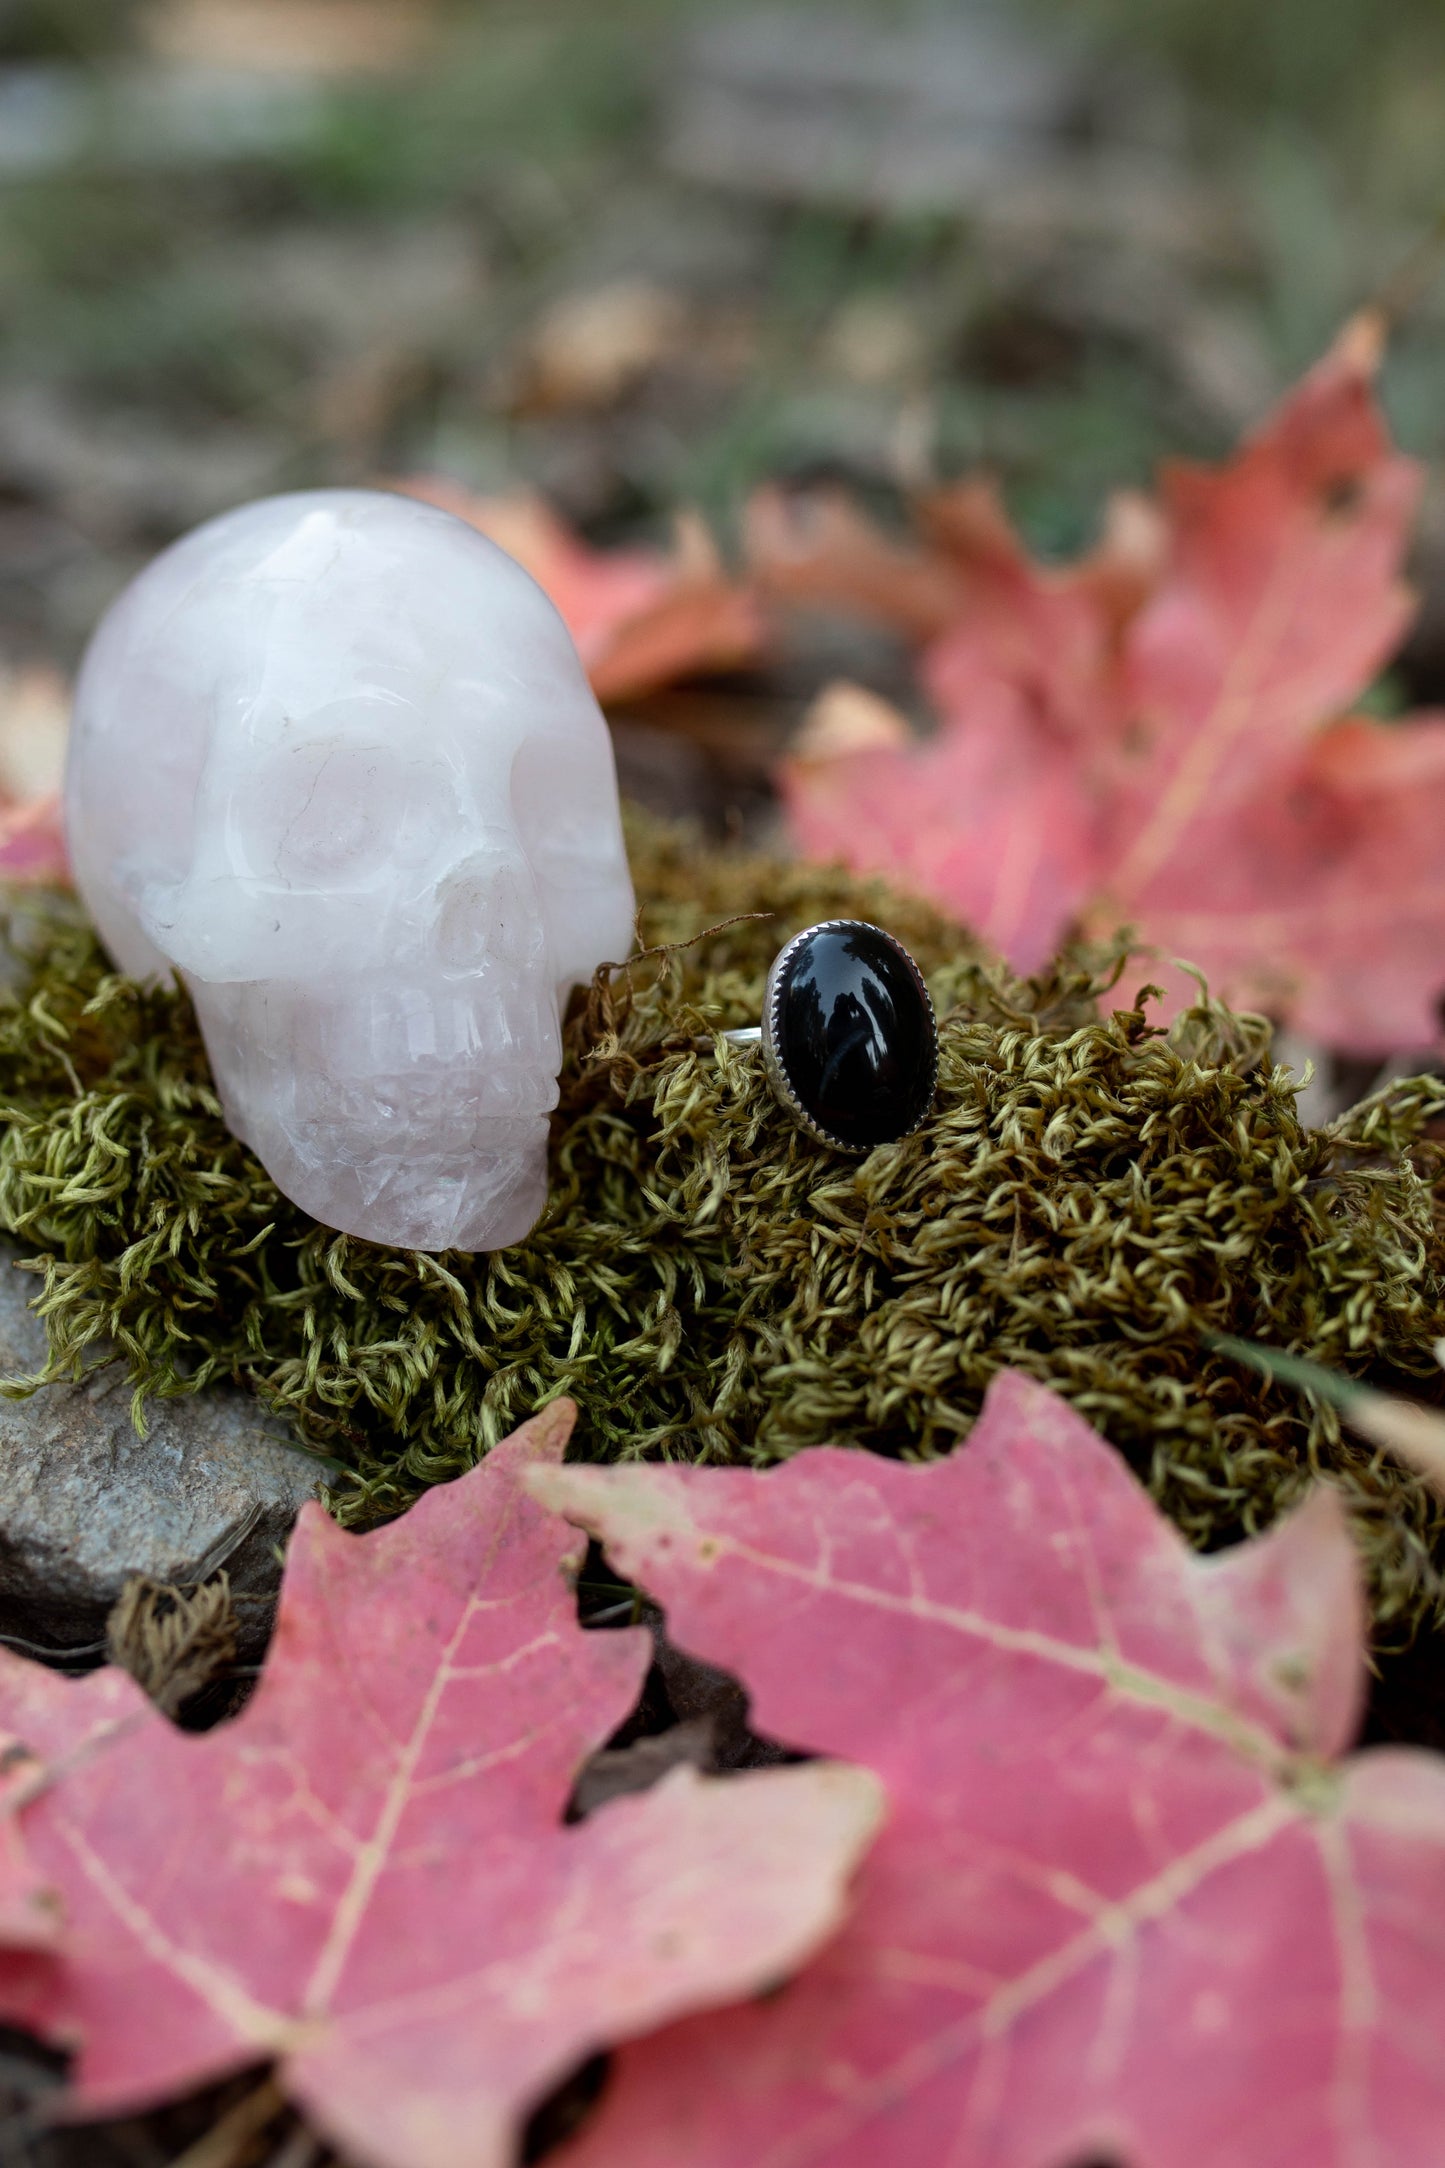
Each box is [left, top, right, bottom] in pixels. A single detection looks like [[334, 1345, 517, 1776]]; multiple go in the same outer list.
[[772, 923, 936, 1150]]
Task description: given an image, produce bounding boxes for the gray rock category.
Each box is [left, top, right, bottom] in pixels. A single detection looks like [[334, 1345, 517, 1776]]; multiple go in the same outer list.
[[0, 1244, 330, 1659], [662, 7, 1228, 259], [0, 62, 323, 182]]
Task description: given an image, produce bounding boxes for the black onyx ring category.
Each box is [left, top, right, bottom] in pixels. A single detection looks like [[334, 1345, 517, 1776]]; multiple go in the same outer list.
[[723, 920, 938, 1153]]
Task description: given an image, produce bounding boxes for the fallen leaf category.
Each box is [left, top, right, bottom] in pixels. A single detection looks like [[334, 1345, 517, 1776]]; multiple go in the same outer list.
[[0, 1402, 881, 2168], [144, 0, 437, 76], [782, 685, 1097, 973], [526, 282, 688, 411], [0, 794, 67, 885], [0, 1758, 52, 1953], [0, 1668, 146, 1955], [394, 481, 764, 704], [534, 1369, 1445, 2168], [779, 487, 1141, 967], [1103, 312, 1414, 869], [747, 482, 962, 642], [0, 663, 70, 885], [778, 314, 1445, 1051], [1118, 708, 1445, 1047], [821, 294, 928, 389], [791, 681, 913, 764], [0, 664, 70, 808]]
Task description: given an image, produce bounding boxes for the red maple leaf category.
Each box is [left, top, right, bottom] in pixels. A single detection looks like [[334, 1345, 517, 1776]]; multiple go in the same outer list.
[[0, 662, 71, 884], [0, 792, 67, 885], [772, 315, 1445, 1053], [0, 1668, 143, 1952], [535, 1369, 1445, 2168], [0, 1403, 879, 2168], [394, 479, 764, 703]]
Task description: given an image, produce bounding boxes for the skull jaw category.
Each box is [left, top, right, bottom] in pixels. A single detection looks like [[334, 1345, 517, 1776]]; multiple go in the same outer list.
[[244, 1107, 551, 1252], [193, 979, 562, 1252]]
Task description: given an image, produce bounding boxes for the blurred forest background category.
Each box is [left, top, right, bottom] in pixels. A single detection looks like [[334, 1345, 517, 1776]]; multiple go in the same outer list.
[[2, 0, 1445, 825]]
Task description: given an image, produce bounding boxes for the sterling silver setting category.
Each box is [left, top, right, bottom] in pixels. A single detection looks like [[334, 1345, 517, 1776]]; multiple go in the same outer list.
[[723, 918, 938, 1154]]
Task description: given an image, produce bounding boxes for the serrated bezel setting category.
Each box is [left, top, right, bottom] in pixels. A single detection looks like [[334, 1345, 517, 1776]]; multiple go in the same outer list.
[[759, 918, 938, 1154]]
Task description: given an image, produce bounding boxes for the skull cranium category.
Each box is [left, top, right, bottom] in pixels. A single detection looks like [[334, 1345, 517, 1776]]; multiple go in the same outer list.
[[65, 489, 637, 1251]]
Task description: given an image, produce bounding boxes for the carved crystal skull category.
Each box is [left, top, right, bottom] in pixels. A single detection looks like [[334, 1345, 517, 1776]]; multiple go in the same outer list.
[[65, 488, 636, 1252]]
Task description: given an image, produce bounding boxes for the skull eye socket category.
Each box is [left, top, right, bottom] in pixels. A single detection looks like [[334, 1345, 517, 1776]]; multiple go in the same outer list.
[[249, 741, 451, 890], [276, 750, 395, 881]]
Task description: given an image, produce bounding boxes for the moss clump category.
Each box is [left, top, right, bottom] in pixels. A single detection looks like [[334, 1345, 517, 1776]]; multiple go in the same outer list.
[[1, 814, 1444, 1638]]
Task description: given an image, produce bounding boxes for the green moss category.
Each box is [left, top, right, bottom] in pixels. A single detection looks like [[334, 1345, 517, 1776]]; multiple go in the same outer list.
[[1, 814, 1444, 1639]]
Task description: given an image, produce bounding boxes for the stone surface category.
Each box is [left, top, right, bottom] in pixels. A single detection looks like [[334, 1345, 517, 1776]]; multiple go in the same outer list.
[[660, 5, 1216, 256], [0, 1244, 328, 1658], [65, 488, 637, 1253]]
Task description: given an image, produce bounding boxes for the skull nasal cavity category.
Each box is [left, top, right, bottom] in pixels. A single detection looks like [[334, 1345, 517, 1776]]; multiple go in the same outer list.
[[434, 860, 541, 973]]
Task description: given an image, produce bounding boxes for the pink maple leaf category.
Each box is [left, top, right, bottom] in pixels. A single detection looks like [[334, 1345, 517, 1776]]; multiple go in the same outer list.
[[0, 662, 71, 884], [394, 479, 763, 704], [0, 1402, 879, 2168], [535, 1369, 1445, 2168], [775, 314, 1445, 1052]]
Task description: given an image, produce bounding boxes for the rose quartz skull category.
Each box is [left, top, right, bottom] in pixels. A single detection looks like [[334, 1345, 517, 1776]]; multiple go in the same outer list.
[[65, 489, 636, 1251]]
